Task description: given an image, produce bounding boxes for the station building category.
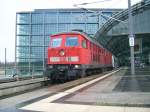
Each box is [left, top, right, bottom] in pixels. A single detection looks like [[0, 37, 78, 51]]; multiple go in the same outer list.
[[16, 8, 121, 73], [95, 0, 150, 66]]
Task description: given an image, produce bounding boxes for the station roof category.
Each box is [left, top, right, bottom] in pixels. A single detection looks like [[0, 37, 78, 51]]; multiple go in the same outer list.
[[94, 0, 150, 58]]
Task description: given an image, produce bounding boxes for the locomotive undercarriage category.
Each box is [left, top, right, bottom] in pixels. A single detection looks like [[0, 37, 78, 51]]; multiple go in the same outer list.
[[45, 64, 112, 83], [45, 64, 81, 82]]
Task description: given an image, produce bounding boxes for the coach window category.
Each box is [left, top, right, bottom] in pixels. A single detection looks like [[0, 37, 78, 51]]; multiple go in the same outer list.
[[82, 40, 87, 48], [66, 37, 78, 46], [51, 38, 62, 48]]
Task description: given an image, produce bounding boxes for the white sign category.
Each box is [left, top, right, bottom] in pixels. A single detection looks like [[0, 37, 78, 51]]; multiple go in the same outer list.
[[129, 37, 134, 46]]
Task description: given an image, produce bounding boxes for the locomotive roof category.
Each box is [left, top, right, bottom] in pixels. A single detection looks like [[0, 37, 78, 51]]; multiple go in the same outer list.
[[51, 31, 105, 49]]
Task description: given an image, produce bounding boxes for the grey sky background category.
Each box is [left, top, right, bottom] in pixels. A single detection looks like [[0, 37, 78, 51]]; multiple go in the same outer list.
[[0, 0, 141, 62]]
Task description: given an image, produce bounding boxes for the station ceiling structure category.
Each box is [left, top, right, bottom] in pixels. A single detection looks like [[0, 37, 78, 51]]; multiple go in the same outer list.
[[94, 0, 150, 65]]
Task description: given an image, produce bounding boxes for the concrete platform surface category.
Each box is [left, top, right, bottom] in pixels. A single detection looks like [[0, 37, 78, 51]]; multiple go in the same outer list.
[[20, 69, 150, 112], [21, 102, 150, 112], [63, 69, 150, 106]]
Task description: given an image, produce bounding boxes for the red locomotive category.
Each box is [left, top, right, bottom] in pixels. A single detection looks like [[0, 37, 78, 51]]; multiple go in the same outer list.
[[46, 31, 112, 82]]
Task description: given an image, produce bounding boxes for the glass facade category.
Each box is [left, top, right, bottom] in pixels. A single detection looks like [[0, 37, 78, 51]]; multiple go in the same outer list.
[[95, 0, 150, 67], [16, 9, 121, 74]]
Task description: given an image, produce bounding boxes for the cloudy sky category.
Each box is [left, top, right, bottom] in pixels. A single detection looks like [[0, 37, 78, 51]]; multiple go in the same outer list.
[[0, 0, 141, 62]]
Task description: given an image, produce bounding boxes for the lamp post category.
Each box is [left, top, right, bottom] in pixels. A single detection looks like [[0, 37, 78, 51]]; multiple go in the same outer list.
[[128, 0, 135, 75], [5, 48, 6, 76]]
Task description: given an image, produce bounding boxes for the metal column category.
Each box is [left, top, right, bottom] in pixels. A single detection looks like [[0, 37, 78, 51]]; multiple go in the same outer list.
[[128, 0, 135, 75], [5, 48, 6, 76], [43, 13, 45, 73], [29, 12, 32, 76], [15, 14, 17, 71]]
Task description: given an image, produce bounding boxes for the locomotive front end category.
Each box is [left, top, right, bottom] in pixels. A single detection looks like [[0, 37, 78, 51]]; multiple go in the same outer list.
[[47, 33, 83, 81]]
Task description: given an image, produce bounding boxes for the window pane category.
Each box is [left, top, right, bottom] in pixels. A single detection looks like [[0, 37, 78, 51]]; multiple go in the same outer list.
[[70, 24, 85, 32], [45, 13, 57, 23], [31, 36, 43, 46], [45, 36, 50, 46], [51, 38, 62, 47], [17, 25, 30, 35], [31, 47, 44, 59], [58, 24, 68, 32], [86, 13, 97, 23], [66, 37, 78, 46], [32, 25, 43, 35], [17, 13, 30, 24], [86, 24, 98, 34], [32, 13, 43, 23], [45, 24, 58, 35], [71, 12, 85, 23], [58, 12, 71, 23], [17, 36, 29, 46], [82, 40, 87, 48], [17, 47, 29, 58]]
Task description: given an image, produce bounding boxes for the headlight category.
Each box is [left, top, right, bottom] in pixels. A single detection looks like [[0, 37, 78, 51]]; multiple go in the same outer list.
[[75, 65, 79, 68], [59, 50, 65, 56]]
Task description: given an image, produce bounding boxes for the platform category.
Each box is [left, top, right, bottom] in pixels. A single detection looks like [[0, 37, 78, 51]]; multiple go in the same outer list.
[[20, 68, 150, 112], [0, 68, 150, 112]]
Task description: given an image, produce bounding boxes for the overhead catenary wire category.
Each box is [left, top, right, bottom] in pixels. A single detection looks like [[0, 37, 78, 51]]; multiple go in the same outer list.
[[74, 0, 113, 6], [73, 4, 126, 24]]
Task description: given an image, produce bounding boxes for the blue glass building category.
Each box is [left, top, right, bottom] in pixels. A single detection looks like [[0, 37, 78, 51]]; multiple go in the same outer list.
[[15, 8, 121, 74]]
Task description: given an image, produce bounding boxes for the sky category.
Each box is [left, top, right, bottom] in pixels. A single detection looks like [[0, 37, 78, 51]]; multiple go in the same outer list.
[[0, 0, 141, 62]]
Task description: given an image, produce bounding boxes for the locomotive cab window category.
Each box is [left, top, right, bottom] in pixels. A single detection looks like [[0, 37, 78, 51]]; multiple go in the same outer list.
[[82, 40, 87, 48], [51, 38, 62, 48], [66, 37, 78, 47]]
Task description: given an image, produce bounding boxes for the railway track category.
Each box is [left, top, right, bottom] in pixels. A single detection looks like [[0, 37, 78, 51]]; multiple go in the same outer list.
[[46, 69, 120, 94], [0, 69, 117, 100], [0, 69, 121, 112]]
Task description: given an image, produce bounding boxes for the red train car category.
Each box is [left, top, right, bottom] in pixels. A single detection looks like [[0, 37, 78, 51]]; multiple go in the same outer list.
[[46, 31, 112, 81]]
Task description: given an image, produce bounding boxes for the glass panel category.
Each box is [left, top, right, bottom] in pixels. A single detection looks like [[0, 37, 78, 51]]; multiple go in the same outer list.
[[45, 47, 48, 58], [66, 37, 78, 47], [58, 24, 68, 32], [70, 24, 85, 32], [58, 12, 71, 23], [45, 24, 58, 35], [71, 12, 86, 23], [85, 13, 98, 23], [32, 25, 43, 35], [45, 13, 57, 23], [17, 47, 29, 58], [31, 36, 43, 46], [17, 13, 30, 24], [17, 25, 30, 35], [32, 13, 43, 23], [86, 24, 98, 34], [31, 47, 44, 59], [82, 40, 87, 48], [17, 36, 29, 46], [51, 38, 62, 48], [45, 36, 50, 46], [17, 58, 29, 62]]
